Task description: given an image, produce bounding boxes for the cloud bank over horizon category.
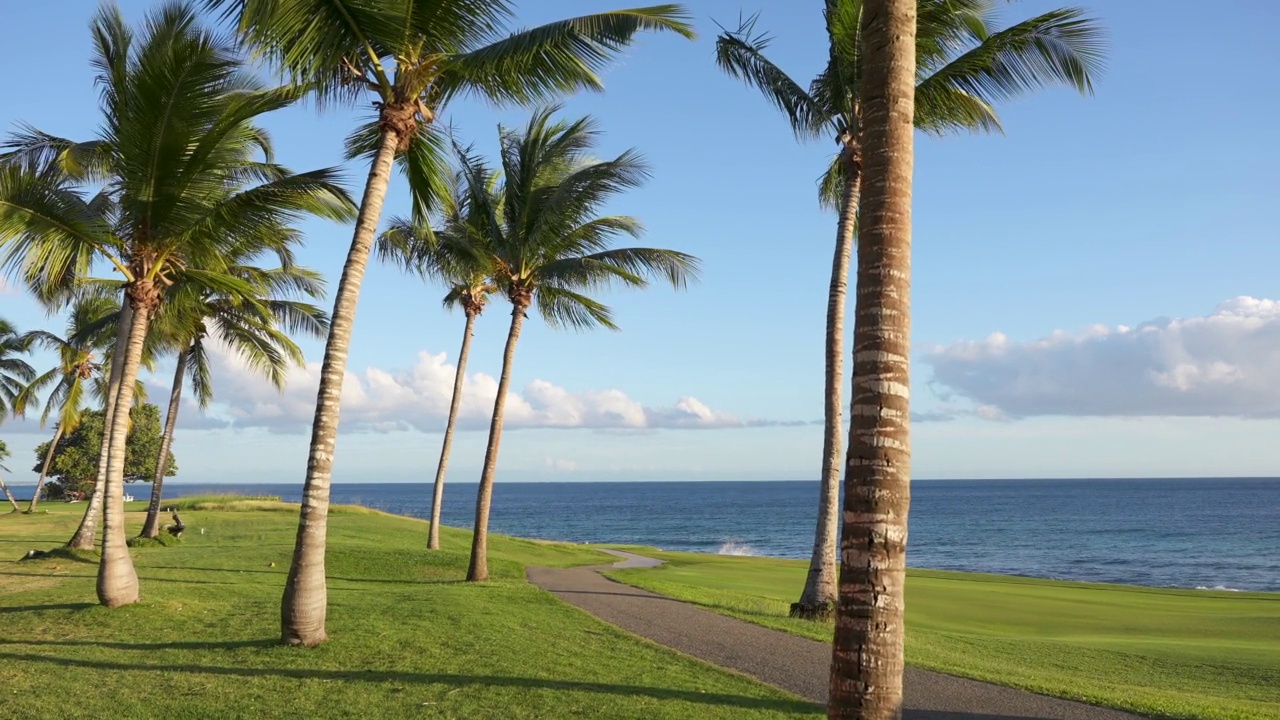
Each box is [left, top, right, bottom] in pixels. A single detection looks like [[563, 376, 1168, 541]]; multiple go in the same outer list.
[[167, 345, 810, 435], [922, 297, 1280, 420]]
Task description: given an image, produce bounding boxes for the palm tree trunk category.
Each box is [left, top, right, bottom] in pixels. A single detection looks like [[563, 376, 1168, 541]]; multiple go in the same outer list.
[[140, 347, 187, 539], [98, 291, 153, 608], [829, 0, 916, 717], [467, 305, 526, 582], [793, 157, 862, 621], [429, 313, 477, 551], [281, 126, 402, 647], [68, 298, 132, 549], [0, 477, 19, 512], [27, 426, 65, 513]]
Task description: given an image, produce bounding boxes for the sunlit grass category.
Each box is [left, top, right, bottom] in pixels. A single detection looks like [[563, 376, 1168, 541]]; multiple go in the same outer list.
[[0, 502, 818, 720]]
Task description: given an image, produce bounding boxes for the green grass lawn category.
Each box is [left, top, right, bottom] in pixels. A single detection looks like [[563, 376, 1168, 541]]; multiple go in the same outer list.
[[0, 501, 819, 720], [605, 549, 1280, 720]]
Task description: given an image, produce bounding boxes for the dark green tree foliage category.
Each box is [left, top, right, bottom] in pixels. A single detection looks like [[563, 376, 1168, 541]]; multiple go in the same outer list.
[[33, 404, 176, 500]]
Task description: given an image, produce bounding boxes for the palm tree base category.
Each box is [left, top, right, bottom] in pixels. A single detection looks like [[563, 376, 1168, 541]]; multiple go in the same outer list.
[[789, 601, 836, 621], [96, 569, 140, 608]]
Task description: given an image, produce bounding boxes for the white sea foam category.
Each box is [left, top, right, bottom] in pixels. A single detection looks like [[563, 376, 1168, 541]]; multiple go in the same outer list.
[[717, 540, 757, 556], [1195, 585, 1244, 592]]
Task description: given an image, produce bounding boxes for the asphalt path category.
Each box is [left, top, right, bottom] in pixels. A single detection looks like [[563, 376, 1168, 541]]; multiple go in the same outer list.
[[527, 549, 1144, 719]]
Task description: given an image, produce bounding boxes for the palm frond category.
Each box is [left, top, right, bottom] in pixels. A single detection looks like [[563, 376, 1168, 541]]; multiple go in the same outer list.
[[533, 285, 617, 332], [437, 6, 695, 105], [916, 7, 1107, 122], [714, 14, 830, 140]]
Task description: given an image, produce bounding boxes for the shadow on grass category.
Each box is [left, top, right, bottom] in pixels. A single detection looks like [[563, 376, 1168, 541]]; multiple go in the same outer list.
[[146, 566, 467, 587], [1, 638, 274, 651], [0, 651, 817, 713], [0, 602, 96, 615]]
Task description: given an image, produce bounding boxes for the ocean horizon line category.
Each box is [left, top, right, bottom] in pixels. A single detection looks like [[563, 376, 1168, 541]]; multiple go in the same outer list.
[[7, 474, 1280, 489]]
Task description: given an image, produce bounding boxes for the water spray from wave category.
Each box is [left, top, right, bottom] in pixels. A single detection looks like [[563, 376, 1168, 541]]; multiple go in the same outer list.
[[717, 540, 757, 556]]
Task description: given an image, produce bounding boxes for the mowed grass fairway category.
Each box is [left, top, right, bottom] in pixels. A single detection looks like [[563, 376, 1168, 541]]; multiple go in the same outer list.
[[0, 502, 818, 720], [605, 550, 1280, 720]]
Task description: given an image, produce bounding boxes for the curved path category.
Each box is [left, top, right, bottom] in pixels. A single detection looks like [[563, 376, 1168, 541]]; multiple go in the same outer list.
[[528, 550, 1143, 719]]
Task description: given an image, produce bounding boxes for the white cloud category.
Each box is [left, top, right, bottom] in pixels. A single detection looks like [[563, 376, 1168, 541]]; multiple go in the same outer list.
[[189, 344, 792, 433], [922, 297, 1280, 419]]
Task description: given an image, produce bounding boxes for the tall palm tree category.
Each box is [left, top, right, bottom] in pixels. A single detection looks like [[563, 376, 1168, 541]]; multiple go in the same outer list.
[[137, 244, 329, 539], [828, 0, 916, 716], [19, 296, 119, 513], [716, 0, 1105, 618], [379, 188, 496, 551], [455, 107, 700, 582], [0, 2, 355, 607], [207, 0, 695, 646]]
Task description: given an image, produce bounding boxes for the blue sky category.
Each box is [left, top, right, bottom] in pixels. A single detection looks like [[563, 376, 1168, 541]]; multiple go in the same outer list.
[[3, 0, 1279, 485]]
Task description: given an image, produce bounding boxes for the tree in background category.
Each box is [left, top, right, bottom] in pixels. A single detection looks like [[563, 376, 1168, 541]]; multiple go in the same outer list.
[[378, 175, 497, 551], [0, 439, 18, 511], [137, 240, 328, 539], [208, 0, 696, 646], [32, 404, 176, 501], [0, 318, 34, 511], [454, 107, 701, 582], [715, 0, 1105, 619], [19, 296, 118, 512], [0, 318, 35, 422]]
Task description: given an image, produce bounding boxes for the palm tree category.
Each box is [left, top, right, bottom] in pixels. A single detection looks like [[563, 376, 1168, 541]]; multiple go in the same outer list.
[[0, 439, 19, 512], [0, 318, 35, 512], [455, 107, 700, 582], [0, 2, 354, 607], [207, 0, 695, 646], [0, 318, 35, 423], [828, 1, 917, 716], [378, 189, 496, 551], [716, 0, 1105, 619], [19, 296, 119, 513], [138, 243, 329, 539]]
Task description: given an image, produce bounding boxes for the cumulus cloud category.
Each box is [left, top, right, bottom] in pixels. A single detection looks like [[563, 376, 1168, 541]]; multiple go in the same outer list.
[[189, 344, 796, 433], [922, 297, 1280, 419]]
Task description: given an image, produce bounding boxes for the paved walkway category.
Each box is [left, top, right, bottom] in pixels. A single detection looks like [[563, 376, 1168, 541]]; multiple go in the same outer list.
[[527, 550, 1143, 719]]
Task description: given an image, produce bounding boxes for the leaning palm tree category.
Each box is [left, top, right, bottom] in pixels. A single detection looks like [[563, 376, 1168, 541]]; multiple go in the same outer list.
[[137, 244, 329, 539], [0, 2, 355, 607], [19, 296, 119, 513], [207, 0, 695, 646], [378, 189, 496, 551], [457, 107, 700, 582], [716, 0, 1105, 618], [829, 2, 917, 716]]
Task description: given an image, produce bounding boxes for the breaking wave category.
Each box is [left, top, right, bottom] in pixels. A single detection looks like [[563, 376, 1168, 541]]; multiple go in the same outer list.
[[717, 540, 758, 556]]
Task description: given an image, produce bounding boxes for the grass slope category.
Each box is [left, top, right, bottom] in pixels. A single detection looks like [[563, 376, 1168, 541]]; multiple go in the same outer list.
[[605, 549, 1280, 720], [0, 502, 818, 720]]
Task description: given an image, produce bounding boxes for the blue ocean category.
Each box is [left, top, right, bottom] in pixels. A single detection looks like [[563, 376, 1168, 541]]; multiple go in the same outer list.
[[156, 478, 1280, 592]]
